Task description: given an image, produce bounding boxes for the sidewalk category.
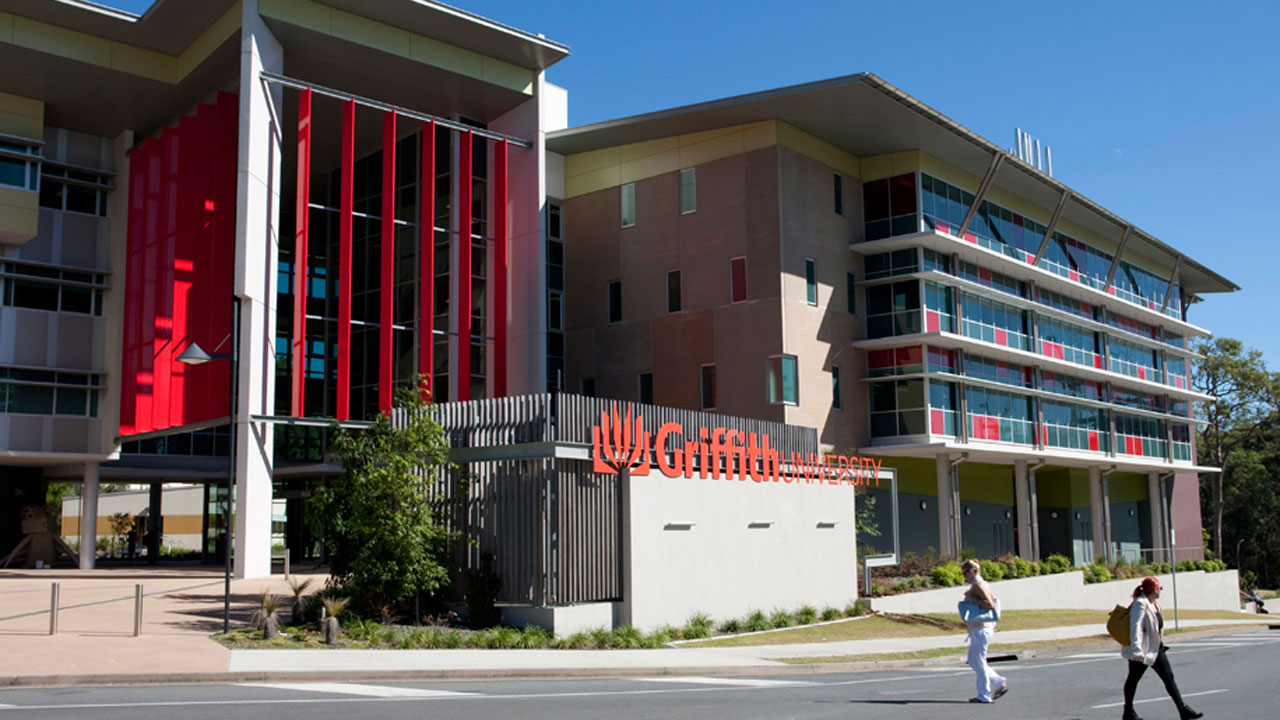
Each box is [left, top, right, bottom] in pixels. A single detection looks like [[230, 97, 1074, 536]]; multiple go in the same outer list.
[[2, 567, 1274, 687]]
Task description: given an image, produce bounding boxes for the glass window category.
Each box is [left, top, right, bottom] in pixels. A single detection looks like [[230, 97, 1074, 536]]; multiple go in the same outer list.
[[832, 365, 841, 410], [701, 364, 716, 410], [805, 258, 817, 305], [547, 202, 561, 239], [608, 280, 622, 323], [638, 372, 653, 404], [767, 355, 798, 404], [833, 173, 843, 215], [547, 291, 562, 331], [680, 168, 696, 214], [730, 256, 747, 303], [581, 377, 595, 397], [667, 270, 681, 313], [621, 183, 635, 228]]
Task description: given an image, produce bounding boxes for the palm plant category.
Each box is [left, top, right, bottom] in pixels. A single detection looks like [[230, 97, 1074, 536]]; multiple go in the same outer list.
[[320, 596, 349, 645], [250, 593, 283, 639], [286, 576, 315, 625]]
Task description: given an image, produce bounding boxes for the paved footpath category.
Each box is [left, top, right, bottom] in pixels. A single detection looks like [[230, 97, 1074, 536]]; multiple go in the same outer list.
[[2, 567, 1274, 686]]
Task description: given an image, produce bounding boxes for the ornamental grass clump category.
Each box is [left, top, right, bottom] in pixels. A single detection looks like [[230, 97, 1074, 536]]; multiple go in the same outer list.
[[320, 596, 349, 645], [250, 592, 283, 639]]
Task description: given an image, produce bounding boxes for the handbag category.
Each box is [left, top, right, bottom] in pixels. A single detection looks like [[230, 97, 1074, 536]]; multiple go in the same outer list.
[[958, 597, 1001, 624]]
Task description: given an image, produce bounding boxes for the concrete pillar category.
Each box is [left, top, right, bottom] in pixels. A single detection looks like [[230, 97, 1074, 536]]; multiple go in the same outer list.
[[1029, 467, 1041, 560], [1100, 472, 1114, 564], [1014, 460, 1033, 560], [1088, 466, 1105, 564], [232, 0, 282, 579], [78, 462, 99, 569], [936, 454, 959, 557], [146, 482, 162, 563], [1147, 472, 1165, 563]]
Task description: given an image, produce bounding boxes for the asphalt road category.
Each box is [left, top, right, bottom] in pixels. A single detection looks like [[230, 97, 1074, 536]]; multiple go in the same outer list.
[[2, 630, 1276, 719]]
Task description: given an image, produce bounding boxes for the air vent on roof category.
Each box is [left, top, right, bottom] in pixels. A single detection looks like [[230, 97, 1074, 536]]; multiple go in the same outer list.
[[1012, 128, 1053, 178]]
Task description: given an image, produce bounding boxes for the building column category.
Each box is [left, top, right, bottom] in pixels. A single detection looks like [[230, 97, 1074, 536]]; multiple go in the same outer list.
[[1147, 471, 1166, 563], [232, 0, 282, 579], [936, 454, 960, 557], [78, 462, 99, 569], [1014, 460, 1033, 560], [1029, 466, 1041, 560], [1088, 466, 1105, 563]]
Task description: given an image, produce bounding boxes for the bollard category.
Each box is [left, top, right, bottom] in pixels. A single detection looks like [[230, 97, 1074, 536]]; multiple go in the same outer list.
[[284, 553, 290, 579], [49, 583, 59, 635], [133, 584, 143, 636]]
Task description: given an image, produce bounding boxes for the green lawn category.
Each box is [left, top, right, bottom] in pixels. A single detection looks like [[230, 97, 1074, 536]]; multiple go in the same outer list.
[[683, 609, 1259, 648]]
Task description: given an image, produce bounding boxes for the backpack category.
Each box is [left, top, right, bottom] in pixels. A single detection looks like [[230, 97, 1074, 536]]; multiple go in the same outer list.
[[1107, 603, 1131, 645]]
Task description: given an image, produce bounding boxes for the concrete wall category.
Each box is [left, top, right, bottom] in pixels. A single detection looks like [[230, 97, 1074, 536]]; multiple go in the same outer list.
[[622, 472, 858, 631], [870, 569, 1241, 614]]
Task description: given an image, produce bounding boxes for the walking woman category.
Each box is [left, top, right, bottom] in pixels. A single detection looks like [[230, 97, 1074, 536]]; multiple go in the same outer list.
[[1121, 576, 1203, 720], [961, 559, 1008, 703]]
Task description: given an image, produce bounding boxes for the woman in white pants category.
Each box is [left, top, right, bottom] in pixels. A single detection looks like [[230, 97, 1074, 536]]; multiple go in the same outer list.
[[962, 559, 1008, 703]]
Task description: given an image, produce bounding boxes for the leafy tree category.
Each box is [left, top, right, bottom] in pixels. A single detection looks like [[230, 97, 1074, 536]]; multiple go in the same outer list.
[[312, 389, 455, 618], [1194, 337, 1277, 558]]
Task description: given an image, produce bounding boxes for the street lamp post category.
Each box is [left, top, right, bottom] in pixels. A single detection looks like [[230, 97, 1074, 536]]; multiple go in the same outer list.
[[177, 297, 240, 635]]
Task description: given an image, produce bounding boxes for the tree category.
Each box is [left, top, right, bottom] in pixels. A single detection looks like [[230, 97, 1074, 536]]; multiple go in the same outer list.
[[1193, 337, 1277, 558], [312, 389, 455, 618]]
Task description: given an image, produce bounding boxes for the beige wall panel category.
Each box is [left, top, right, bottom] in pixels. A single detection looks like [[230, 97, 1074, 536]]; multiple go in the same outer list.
[[164, 515, 204, 534], [777, 122, 860, 179], [741, 120, 778, 152], [13, 310, 49, 365], [12, 16, 112, 68], [678, 131, 745, 169], [1057, 217, 1121, 255], [982, 182, 1054, 225], [175, 2, 242, 80], [333, 8, 413, 58], [860, 154, 893, 182], [618, 148, 681, 185], [259, 0, 329, 33], [618, 136, 680, 164], [0, 188, 38, 244], [891, 151, 920, 175], [565, 146, 622, 178], [918, 153, 980, 190], [0, 90, 43, 139], [108, 42, 173, 83], [565, 165, 621, 199]]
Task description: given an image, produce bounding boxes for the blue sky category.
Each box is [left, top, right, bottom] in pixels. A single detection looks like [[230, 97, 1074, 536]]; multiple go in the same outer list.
[[103, 1, 1280, 367]]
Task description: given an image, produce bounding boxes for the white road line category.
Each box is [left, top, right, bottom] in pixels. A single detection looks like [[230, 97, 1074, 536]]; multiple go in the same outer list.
[[239, 682, 474, 698], [1091, 688, 1228, 709], [634, 676, 813, 687], [1062, 653, 1117, 659]]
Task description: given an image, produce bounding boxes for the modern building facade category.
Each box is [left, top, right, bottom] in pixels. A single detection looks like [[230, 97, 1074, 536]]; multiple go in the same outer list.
[[0, 0, 568, 576], [545, 75, 1237, 566], [0, 0, 1235, 596]]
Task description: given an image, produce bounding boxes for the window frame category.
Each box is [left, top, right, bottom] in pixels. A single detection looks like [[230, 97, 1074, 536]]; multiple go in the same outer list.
[[607, 279, 622, 324], [805, 257, 818, 306], [620, 182, 636, 228], [666, 269, 681, 314], [700, 363, 717, 411], [833, 172, 843, 216], [832, 365, 842, 411], [679, 168, 696, 215], [637, 371, 653, 405], [767, 354, 799, 405]]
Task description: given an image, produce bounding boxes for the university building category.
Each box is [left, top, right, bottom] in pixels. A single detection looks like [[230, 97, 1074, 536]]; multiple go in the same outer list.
[[545, 75, 1235, 566], [0, 0, 1234, 617]]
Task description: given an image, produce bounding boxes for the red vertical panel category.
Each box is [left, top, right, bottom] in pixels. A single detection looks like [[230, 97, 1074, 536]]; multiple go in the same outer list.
[[419, 121, 435, 401], [337, 99, 355, 420], [456, 130, 472, 401], [119, 139, 148, 435], [170, 115, 195, 427], [292, 88, 312, 417], [191, 102, 217, 423], [136, 138, 160, 433], [493, 139, 508, 397], [153, 126, 181, 431], [211, 91, 237, 421], [380, 110, 396, 413]]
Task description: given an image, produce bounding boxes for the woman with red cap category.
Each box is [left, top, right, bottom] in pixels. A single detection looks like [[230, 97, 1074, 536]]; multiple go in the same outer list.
[[1120, 576, 1203, 720]]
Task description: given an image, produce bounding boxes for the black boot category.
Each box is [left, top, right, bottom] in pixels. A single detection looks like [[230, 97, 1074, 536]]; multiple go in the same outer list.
[[1178, 706, 1203, 720], [1121, 709, 1143, 720]]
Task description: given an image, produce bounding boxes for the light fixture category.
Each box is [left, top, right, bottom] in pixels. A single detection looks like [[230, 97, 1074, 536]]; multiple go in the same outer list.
[[748, 520, 775, 529], [919, 500, 928, 511], [1129, 508, 1136, 517], [1074, 511, 1082, 520], [176, 342, 213, 365], [964, 506, 972, 516], [1004, 510, 1012, 519], [1050, 510, 1059, 519], [816, 521, 839, 528], [664, 521, 696, 530]]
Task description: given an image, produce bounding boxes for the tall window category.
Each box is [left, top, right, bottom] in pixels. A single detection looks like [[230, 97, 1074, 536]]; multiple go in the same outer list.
[[833, 173, 843, 215], [546, 200, 564, 392], [730, 256, 747, 303], [831, 365, 842, 410], [638, 372, 653, 404], [767, 354, 798, 405], [620, 182, 635, 228], [805, 258, 817, 305], [862, 172, 917, 241], [607, 280, 622, 323], [866, 280, 921, 339], [700, 364, 716, 410], [869, 378, 925, 437], [0, 140, 40, 192], [667, 269, 681, 313], [680, 168, 696, 214]]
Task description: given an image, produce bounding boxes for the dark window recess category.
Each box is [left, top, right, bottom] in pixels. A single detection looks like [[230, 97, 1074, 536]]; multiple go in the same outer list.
[[701, 364, 717, 410], [581, 377, 595, 397], [730, 257, 747, 303], [548, 203, 561, 239], [667, 270, 681, 313], [805, 259, 817, 305], [834, 173, 843, 215], [546, 331, 564, 357], [10, 280, 59, 311], [608, 280, 622, 323], [832, 366, 842, 410], [638, 372, 653, 404]]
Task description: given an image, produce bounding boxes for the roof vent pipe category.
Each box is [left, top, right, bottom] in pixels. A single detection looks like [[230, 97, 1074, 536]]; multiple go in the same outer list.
[[1035, 139, 1042, 171], [1046, 146, 1053, 177]]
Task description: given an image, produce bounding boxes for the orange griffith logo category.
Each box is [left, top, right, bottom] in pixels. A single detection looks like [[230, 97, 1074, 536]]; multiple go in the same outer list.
[[590, 402, 881, 487]]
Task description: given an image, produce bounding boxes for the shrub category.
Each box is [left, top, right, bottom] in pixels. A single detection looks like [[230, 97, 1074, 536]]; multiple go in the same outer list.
[[1084, 563, 1112, 584], [846, 598, 872, 617], [769, 609, 794, 629], [719, 617, 744, 634], [559, 632, 589, 649], [745, 610, 770, 633], [250, 593, 283, 639], [643, 627, 674, 648], [979, 560, 1005, 581], [518, 625, 553, 649], [796, 605, 818, 625], [1042, 554, 1072, 574], [1027, 560, 1042, 576], [682, 612, 713, 640], [1000, 555, 1031, 580], [1241, 570, 1259, 591], [611, 625, 643, 649], [960, 546, 976, 561], [491, 626, 522, 648], [931, 560, 965, 587], [820, 607, 842, 622], [1177, 559, 1197, 573], [1149, 562, 1171, 574], [467, 630, 494, 648], [588, 626, 613, 648]]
